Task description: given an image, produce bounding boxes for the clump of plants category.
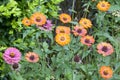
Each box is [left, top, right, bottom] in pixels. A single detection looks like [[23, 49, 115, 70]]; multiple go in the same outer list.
[[0, 0, 120, 80]]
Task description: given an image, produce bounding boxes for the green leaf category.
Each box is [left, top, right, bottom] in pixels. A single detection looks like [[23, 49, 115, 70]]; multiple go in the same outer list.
[[82, 50, 91, 59], [11, 71, 24, 80], [109, 5, 120, 11]]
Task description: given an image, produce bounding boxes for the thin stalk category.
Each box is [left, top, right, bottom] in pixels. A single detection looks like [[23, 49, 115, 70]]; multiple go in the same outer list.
[[83, 1, 91, 18], [71, 0, 76, 20]]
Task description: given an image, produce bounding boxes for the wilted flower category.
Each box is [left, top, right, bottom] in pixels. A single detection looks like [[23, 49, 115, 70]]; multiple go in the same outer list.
[[112, 10, 120, 17], [74, 55, 82, 63], [11, 63, 21, 71], [3, 47, 21, 64]]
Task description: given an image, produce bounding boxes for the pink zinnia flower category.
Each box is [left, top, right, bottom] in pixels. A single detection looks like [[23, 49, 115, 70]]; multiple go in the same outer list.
[[97, 42, 114, 56], [3, 47, 21, 64], [37, 20, 53, 31], [80, 35, 95, 46], [72, 25, 87, 36]]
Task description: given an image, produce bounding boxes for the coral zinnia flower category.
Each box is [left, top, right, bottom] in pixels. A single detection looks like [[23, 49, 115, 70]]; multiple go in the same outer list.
[[80, 35, 95, 46], [97, 1, 110, 12], [3, 47, 21, 64], [56, 26, 70, 34], [97, 42, 114, 56], [22, 17, 31, 26], [79, 18, 92, 29], [55, 33, 70, 46], [30, 12, 47, 25], [25, 52, 39, 63], [99, 66, 113, 79], [59, 13, 71, 23], [72, 25, 87, 36]]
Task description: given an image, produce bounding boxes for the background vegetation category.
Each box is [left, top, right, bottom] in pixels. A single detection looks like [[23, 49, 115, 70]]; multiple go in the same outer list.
[[0, 0, 120, 80]]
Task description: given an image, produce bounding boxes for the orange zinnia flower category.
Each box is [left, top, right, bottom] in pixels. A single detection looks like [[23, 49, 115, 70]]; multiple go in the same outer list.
[[79, 18, 92, 29], [97, 1, 110, 12], [56, 26, 70, 34], [59, 13, 71, 23], [30, 12, 46, 25], [97, 42, 114, 56], [72, 25, 87, 36], [80, 35, 95, 46], [22, 17, 31, 26], [25, 52, 39, 63], [99, 66, 113, 79], [55, 33, 70, 46]]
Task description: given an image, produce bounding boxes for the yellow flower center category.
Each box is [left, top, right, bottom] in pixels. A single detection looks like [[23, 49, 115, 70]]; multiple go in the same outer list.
[[10, 53, 15, 58]]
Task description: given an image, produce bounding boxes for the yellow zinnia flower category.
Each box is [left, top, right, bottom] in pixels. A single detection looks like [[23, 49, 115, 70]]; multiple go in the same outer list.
[[59, 13, 71, 23], [30, 12, 47, 25], [56, 26, 70, 35], [97, 1, 110, 12], [79, 18, 92, 29], [22, 17, 31, 26], [55, 33, 70, 46]]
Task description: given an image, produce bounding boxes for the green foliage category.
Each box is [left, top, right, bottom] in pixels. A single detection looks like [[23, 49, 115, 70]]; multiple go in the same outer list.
[[0, 0, 120, 80]]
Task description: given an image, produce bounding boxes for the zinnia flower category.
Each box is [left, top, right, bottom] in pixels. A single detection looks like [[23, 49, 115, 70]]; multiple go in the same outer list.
[[80, 35, 95, 46], [79, 18, 92, 29], [3, 47, 21, 64], [97, 1, 110, 12], [55, 33, 70, 46], [99, 66, 113, 79], [37, 20, 53, 31], [72, 25, 87, 36], [22, 17, 31, 26], [25, 52, 39, 63], [97, 42, 114, 56], [56, 26, 70, 34], [59, 13, 71, 23], [30, 12, 47, 25]]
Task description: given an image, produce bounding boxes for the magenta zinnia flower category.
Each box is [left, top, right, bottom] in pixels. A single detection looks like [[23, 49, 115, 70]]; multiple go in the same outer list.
[[37, 20, 53, 31], [3, 47, 21, 64]]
